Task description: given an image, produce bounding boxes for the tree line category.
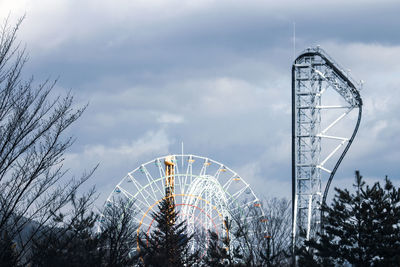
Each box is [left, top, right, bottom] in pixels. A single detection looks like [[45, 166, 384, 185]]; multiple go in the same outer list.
[[1, 17, 400, 267], [0, 17, 291, 267]]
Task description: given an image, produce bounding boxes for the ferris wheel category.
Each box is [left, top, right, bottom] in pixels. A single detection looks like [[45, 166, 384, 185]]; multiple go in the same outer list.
[[101, 154, 264, 246]]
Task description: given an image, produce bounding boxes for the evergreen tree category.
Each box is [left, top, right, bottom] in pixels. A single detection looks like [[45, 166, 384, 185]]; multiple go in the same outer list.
[[30, 191, 103, 267], [203, 219, 249, 267], [30, 192, 138, 267], [298, 171, 400, 266], [137, 198, 199, 267]]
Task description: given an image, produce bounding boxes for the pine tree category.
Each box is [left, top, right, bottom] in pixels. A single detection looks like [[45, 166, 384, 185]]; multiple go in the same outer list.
[[30, 193, 138, 267], [30, 191, 103, 267], [203, 219, 249, 267], [136, 198, 199, 267], [298, 171, 400, 266]]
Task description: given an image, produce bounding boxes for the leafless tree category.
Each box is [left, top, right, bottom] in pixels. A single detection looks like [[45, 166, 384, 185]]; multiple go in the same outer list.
[[228, 197, 292, 266], [99, 198, 138, 266], [261, 197, 291, 266], [0, 17, 94, 265]]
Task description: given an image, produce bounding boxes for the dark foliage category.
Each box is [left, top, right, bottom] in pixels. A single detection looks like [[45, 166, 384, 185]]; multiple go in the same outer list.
[[0, 230, 20, 267], [30, 191, 102, 267], [203, 219, 249, 267], [137, 198, 199, 267], [298, 171, 400, 267], [99, 198, 138, 267], [30, 193, 138, 267]]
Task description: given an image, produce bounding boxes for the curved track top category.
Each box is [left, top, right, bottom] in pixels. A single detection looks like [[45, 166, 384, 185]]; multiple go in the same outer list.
[[292, 47, 362, 243]]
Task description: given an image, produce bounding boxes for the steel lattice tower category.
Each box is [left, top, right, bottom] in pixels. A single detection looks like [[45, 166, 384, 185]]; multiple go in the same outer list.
[[291, 47, 362, 248]]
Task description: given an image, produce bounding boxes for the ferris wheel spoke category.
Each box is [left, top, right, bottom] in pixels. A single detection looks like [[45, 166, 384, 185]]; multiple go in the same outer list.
[[214, 164, 227, 180], [172, 160, 183, 194], [229, 199, 258, 215], [141, 186, 160, 204], [214, 169, 221, 180], [183, 157, 194, 194], [114, 187, 147, 212], [118, 186, 134, 199], [140, 165, 161, 200], [175, 173, 184, 196], [154, 160, 166, 190], [131, 195, 151, 211], [129, 175, 154, 208], [174, 160, 180, 176], [148, 174, 164, 197], [222, 174, 237, 190], [227, 185, 249, 202], [200, 159, 211, 176], [132, 203, 147, 216], [128, 173, 143, 192]]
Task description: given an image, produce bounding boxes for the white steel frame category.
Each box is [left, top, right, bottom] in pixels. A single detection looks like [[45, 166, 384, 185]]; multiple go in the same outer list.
[[292, 47, 362, 247]]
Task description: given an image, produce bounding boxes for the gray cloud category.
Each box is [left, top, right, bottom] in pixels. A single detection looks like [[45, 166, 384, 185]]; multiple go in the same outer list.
[[1, 0, 400, 205]]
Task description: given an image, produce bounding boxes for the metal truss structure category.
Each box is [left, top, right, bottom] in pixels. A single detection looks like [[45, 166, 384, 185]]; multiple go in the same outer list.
[[291, 47, 362, 246], [182, 174, 230, 236], [101, 154, 265, 252]]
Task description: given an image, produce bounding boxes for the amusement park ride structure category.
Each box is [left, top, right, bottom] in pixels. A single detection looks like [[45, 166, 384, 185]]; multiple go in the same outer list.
[[102, 154, 264, 251], [292, 46, 362, 246], [101, 46, 362, 259], [164, 155, 176, 226]]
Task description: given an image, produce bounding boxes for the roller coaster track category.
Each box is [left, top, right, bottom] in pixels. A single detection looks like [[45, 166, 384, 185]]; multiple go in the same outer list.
[[291, 47, 362, 247]]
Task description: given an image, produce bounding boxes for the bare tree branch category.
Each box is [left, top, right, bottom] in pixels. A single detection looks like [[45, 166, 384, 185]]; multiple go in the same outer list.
[[0, 17, 94, 265]]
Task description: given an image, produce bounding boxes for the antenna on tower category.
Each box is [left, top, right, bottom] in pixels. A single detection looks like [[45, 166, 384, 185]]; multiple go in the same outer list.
[[293, 22, 296, 61], [181, 141, 184, 168]]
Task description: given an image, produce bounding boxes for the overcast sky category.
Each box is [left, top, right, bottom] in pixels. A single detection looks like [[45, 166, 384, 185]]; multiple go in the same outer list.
[[1, 0, 400, 206]]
